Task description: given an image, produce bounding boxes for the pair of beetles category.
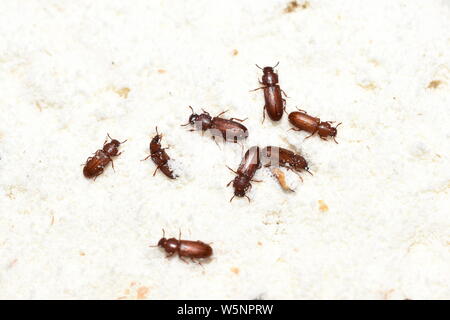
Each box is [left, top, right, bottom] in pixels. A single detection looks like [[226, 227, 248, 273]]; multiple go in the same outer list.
[[82, 63, 341, 263]]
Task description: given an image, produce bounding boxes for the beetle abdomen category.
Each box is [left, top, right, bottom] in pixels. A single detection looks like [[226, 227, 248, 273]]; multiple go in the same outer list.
[[264, 86, 283, 121], [179, 240, 213, 258]]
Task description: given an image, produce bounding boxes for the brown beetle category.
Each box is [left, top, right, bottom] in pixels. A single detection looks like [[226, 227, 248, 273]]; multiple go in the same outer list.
[[152, 230, 213, 263], [261, 146, 311, 176], [252, 62, 287, 122], [83, 134, 126, 180], [143, 127, 177, 179], [182, 106, 248, 143], [288, 109, 341, 143], [227, 146, 262, 202]]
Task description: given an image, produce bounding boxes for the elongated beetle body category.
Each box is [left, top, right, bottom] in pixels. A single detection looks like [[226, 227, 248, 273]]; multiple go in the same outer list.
[[261, 146, 310, 174], [153, 230, 213, 263], [288, 110, 341, 143], [252, 63, 286, 122], [83, 134, 126, 180], [227, 146, 262, 202], [143, 127, 176, 179], [182, 107, 248, 143]]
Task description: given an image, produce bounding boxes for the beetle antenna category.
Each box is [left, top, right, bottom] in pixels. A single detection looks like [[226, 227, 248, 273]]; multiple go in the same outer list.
[[181, 106, 195, 126], [245, 195, 251, 202], [273, 61, 280, 69], [226, 165, 238, 175], [255, 64, 263, 70], [229, 195, 235, 202]]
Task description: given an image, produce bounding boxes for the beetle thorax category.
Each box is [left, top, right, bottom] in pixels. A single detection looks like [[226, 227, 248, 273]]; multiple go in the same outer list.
[[291, 155, 307, 170], [233, 176, 250, 197], [103, 140, 120, 156], [262, 68, 278, 85], [150, 135, 162, 153], [164, 238, 179, 253], [318, 122, 336, 137], [192, 113, 212, 130]]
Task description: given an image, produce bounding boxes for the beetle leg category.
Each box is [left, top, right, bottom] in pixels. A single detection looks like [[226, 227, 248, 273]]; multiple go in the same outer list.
[[193, 258, 204, 268], [153, 165, 161, 176], [245, 195, 251, 202], [226, 179, 234, 187], [282, 99, 288, 115], [201, 108, 210, 116], [179, 255, 189, 264], [281, 89, 289, 98], [262, 105, 266, 124], [212, 136, 222, 149], [81, 157, 93, 166], [250, 86, 266, 92], [295, 107, 308, 113], [229, 117, 247, 122], [304, 130, 318, 140], [287, 127, 301, 132], [251, 178, 262, 183], [288, 168, 304, 182], [216, 110, 229, 118], [165, 252, 175, 258], [141, 154, 152, 161], [237, 141, 244, 156], [226, 166, 238, 175], [110, 158, 116, 172], [333, 137, 339, 144], [229, 195, 235, 202], [93, 168, 104, 181]]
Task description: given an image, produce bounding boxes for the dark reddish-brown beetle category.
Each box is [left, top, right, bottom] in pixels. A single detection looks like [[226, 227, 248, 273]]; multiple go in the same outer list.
[[261, 146, 312, 179], [288, 109, 341, 143], [142, 127, 177, 179], [83, 134, 126, 180], [182, 106, 248, 143], [227, 146, 262, 202], [251, 62, 287, 122], [152, 230, 213, 264]]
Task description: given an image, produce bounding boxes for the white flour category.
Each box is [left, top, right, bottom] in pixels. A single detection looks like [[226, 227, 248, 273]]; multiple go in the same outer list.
[[0, 0, 449, 299]]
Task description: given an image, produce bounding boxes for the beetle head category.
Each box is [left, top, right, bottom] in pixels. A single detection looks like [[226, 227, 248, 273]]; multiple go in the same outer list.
[[233, 176, 251, 197], [157, 238, 167, 247]]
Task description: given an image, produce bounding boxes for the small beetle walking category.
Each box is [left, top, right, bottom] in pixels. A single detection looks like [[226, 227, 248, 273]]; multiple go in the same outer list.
[[288, 109, 341, 143], [252, 62, 287, 122], [143, 127, 177, 179], [227, 146, 262, 202], [153, 230, 213, 263], [182, 106, 248, 143], [261, 146, 311, 175], [83, 134, 126, 180]]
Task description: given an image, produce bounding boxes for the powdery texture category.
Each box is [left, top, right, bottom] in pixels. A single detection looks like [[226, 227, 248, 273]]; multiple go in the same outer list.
[[0, 0, 449, 299]]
